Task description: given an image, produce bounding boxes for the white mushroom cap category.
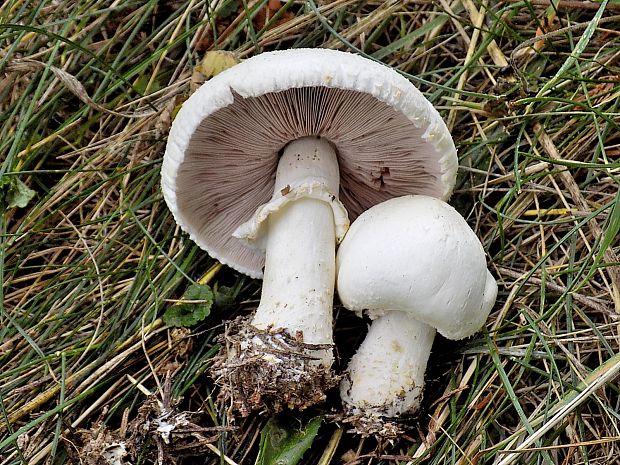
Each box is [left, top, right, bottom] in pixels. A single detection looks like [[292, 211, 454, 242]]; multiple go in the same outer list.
[[336, 195, 497, 340], [162, 49, 458, 279]]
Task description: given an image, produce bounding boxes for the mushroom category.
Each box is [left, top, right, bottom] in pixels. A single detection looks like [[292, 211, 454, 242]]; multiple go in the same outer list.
[[160, 49, 458, 413], [336, 195, 497, 422]]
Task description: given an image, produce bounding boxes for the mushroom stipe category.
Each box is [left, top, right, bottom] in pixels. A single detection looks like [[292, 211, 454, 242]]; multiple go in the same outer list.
[[211, 316, 340, 416]]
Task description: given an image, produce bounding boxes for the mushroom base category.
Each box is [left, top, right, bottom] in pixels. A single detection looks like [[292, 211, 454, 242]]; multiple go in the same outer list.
[[331, 411, 405, 438], [211, 317, 340, 416]]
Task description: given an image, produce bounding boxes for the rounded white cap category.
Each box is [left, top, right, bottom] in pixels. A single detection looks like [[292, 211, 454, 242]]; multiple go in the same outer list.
[[162, 49, 458, 278], [336, 195, 497, 340]]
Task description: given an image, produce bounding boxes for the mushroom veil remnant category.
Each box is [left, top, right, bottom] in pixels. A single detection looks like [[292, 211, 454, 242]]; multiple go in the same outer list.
[[161, 48, 458, 414], [336, 195, 497, 430]]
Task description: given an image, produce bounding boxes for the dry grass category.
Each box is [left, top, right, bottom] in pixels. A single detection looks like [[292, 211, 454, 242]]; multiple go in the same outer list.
[[1, 0, 619, 464]]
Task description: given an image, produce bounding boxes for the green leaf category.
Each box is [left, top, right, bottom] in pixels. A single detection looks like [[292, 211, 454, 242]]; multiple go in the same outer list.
[[0, 177, 35, 210], [213, 278, 245, 308], [257, 415, 323, 465], [163, 283, 213, 327]]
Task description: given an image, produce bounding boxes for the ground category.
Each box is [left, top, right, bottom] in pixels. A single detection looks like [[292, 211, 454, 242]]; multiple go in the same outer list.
[[1, 1, 620, 464]]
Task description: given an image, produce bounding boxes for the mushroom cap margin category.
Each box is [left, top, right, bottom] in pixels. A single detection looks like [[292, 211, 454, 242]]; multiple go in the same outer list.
[[162, 49, 458, 278], [336, 195, 497, 340]]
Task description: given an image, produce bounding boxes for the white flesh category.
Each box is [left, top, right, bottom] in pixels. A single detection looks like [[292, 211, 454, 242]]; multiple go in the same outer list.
[[341, 311, 436, 417], [250, 137, 339, 364]]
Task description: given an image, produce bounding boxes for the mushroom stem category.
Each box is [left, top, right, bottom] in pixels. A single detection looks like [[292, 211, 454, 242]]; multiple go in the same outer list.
[[253, 198, 335, 348], [213, 137, 343, 414], [251, 136, 340, 364], [341, 311, 436, 417]]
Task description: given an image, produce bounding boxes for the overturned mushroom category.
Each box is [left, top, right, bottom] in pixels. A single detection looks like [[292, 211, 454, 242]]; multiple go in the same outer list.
[[337, 195, 497, 428], [161, 49, 457, 413]]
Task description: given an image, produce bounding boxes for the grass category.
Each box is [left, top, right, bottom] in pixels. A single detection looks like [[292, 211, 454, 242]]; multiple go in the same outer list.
[[1, 0, 619, 464]]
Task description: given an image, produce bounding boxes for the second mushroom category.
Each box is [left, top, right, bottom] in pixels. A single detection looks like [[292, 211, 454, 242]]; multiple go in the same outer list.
[[336, 195, 497, 427]]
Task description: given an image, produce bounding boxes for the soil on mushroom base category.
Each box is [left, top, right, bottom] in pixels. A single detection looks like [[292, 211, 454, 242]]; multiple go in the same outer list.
[[211, 316, 341, 417]]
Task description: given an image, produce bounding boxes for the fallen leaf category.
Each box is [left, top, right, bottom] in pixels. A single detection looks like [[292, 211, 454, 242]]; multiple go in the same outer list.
[[191, 51, 240, 91], [0, 176, 35, 210]]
